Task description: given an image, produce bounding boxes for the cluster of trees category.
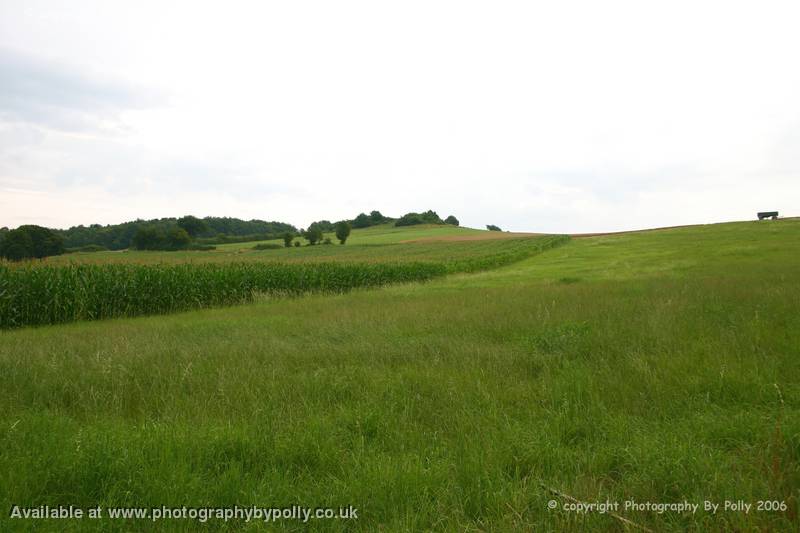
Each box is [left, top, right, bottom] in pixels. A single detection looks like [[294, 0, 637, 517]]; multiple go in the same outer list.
[[131, 226, 192, 251], [305, 220, 335, 232], [394, 210, 459, 227], [486, 224, 502, 231], [352, 210, 392, 228], [57, 216, 297, 250], [344, 209, 461, 229], [288, 210, 461, 245], [0, 225, 65, 261], [292, 221, 352, 246]]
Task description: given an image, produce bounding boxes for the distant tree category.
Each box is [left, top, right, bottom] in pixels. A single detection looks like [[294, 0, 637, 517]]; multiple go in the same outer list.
[[310, 220, 335, 232], [352, 213, 372, 228], [394, 213, 425, 227], [486, 224, 502, 231], [422, 210, 442, 223], [282, 232, 294, 247], [303, 224, 323, 245], [0, 225, 64, 261], [166, 227, 191, 250], [0, 228, 34, 261], [444, 215, 459, 226], [23, 225, 65, 258], [176, 215, 208, 238], [395, 210, 443, 227], [133, 226, 191, 250], [293, 240, 301, 247], [369, 210, 386, 224], [335, 221, 352, 244], [132, 227, 164, 250]]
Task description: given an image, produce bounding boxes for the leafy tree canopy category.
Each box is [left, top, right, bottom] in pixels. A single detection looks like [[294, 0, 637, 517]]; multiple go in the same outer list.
[[303, 224, 323, 245], [335, 221, 352, 244], [176, 215, 208, 237], [395, 210, 444, 227], [351, 210, 392, 228], [352, 213, 372, 228], [309, 220, 335, 232], [57, 217, 297, 250], [0, 225, 65, 261]]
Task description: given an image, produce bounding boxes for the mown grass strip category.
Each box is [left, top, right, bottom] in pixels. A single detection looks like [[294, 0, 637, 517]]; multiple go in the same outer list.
[[0, 235, 567, 328]]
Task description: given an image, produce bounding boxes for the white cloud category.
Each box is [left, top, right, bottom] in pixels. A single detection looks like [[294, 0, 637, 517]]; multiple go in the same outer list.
[[1, 0, 799, 232]]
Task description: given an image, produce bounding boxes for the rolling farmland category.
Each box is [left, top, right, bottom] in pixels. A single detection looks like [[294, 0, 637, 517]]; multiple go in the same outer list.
[[0, 220, 798, 531]]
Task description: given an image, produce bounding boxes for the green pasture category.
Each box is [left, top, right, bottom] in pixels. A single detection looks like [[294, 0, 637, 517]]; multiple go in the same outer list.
[[42, 224, 510, 265], [1, 219, 798, 531]]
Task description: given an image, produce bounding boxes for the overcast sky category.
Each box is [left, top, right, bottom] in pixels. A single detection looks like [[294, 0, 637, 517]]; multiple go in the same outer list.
[[1, 1, 798, 233]]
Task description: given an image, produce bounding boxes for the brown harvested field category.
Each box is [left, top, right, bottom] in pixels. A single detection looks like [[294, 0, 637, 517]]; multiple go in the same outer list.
[[400, 231, 542, 243]]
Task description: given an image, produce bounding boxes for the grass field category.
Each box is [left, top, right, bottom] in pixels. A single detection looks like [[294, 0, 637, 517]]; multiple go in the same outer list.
[[0, 234, 566, 328], [44, 224, 510, 265], [1, 219, 799, 531]]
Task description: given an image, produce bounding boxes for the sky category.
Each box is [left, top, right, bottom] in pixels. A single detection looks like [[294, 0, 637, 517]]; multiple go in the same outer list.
[[1, 0, 798, 233]]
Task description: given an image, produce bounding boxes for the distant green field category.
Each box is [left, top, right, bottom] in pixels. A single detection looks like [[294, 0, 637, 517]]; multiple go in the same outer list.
[[42, 224, 514, 265], [0, 235, 566, 328], [1, 219, 798, 531]]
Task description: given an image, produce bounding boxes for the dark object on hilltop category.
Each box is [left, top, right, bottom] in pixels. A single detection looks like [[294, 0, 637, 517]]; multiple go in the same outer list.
[[0, 225, 65, 261], [444, 215, 459, 226], [335, 221, 352, 244], [486, 224, 502, 231], [757, 211, 778, 220]]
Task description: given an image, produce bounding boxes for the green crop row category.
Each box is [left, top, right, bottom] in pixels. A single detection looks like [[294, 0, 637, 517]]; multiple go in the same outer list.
[[0, 235, 568, 328], [441, 235, 569, 273]]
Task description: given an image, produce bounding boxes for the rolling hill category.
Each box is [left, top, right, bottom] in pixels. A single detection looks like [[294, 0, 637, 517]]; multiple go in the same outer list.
[[1, 219, 798, 531]]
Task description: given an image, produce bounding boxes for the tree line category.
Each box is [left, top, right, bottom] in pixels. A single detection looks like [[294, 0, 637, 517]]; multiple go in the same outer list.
[[293, 210, 460, 247], [56, 216, 298, 251]]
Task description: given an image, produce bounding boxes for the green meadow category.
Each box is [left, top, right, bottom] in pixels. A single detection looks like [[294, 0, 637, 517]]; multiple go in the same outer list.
[[43, 224, 503, 265], [1, 220, 799, 531]]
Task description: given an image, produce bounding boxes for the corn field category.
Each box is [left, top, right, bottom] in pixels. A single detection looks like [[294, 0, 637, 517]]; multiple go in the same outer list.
[[0, 235, 568, 328]]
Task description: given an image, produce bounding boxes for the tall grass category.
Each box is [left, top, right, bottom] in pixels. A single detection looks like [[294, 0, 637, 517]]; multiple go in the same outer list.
[[0, 236, 567, 328], [1, 221, 798, 531]]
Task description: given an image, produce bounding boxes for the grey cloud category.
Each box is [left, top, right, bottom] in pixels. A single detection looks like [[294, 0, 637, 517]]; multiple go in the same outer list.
[[0, 48, 165, 132]]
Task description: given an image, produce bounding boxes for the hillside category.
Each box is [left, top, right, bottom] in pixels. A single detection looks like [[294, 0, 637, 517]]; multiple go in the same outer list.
[[42, 223, 529, 265], [0, 219, 798, 531]]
